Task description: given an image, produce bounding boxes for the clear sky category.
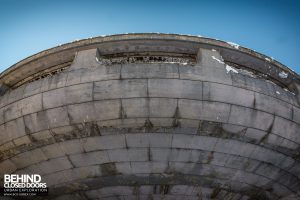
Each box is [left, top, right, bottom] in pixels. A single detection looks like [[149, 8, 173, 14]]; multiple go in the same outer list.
[[0, 0, 299, 73]]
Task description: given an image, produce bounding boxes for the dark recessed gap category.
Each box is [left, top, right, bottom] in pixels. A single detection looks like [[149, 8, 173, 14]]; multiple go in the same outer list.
[[97, 52, 197, 66], [12, 61, 72, 89]]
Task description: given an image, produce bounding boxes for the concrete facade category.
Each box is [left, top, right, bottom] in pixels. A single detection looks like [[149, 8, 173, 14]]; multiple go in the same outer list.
[[0, 33, 300, 199]]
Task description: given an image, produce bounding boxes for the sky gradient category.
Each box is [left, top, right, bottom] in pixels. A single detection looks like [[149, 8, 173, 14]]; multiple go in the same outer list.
[[0, 0, 299, 73]]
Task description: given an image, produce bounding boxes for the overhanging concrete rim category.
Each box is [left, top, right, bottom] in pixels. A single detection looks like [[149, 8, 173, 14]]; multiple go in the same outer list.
[[0, 33, 299, 86]]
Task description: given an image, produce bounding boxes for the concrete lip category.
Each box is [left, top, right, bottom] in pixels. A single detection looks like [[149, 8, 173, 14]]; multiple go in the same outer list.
[[1, 33, 299, 89], [0, 33, 299, 200]]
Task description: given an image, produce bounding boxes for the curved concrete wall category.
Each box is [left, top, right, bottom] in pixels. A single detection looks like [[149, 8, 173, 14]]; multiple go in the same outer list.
[[0, 34, 300, 200]]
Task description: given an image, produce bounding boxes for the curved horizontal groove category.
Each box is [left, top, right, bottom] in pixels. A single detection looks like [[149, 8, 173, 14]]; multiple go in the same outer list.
[[46, 173, 268, 198], [38, 167, 286, 198], [1, 33, 299, 88], [11, 146, 299, 188], [1, 119, 299, 166], [2, 132, 298, 180]]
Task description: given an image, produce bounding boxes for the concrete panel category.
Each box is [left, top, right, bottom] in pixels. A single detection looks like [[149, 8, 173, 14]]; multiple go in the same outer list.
[[228, 105, 274, 131], [130, 161, 167, 174], [125, 134, 150, 148], [180, 64, 232, 85], [121, 63, 179, 79], [4, 117, 26, 143], [33, 157, 73, 175], [69, 151, 110, 167], [255, 92, 293, 120], [45, 107, 70, 129], [20, 93, 43, 117], [149, 98, 177, 118], [79, 65, 121, 84], [30, 130, 53, 141], [107, 149, 130, 162], [70, 49, 99, 70], [203, 82, 254, 107], [271, 116, 300, 143], [122, 98, 148, 118], [0, 140, 14, 152], [172, 135, 217, 151], [148, 79, 202, 100], [24, 111, 49, 133], [13, 135, 31, 146], [178, 99, 230, 123], [98, 118, 146, 129], [128, 148, 148, 161], [83, 135, 126, 152], [41, 143, 66, 159], [293, 106, 300, 124], [149, 133, 173, 148], [41, 72, 68, 92], [3, 101, 22, 122], [23, 79, 43, 97], [0, 92, 9, 108], [244, 128, 266, 142], [250, 145, 293, 169], [10, 148, 47, 169], [0, 160, 17, 177], [43, 83, 93, 109], [94, 79, 147, 100], [59, 139, 84, 155], [7, 85, 25, 104], [67, 100, 120, 124], [65, 69, 83, 86]]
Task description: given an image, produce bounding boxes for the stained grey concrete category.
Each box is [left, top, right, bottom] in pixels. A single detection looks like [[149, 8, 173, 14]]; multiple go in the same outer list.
[[0, 34, 300, 200]]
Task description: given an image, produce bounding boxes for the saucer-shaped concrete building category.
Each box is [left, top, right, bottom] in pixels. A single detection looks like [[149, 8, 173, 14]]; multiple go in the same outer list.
[[0, 33, 300, 200]]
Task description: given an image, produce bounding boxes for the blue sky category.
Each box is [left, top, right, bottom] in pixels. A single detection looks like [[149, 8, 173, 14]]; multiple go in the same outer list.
[[0, 0, 299, 73]]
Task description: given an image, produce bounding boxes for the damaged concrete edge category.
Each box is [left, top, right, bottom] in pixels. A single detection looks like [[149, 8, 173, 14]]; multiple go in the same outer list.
[[0, 33, 299, 91]]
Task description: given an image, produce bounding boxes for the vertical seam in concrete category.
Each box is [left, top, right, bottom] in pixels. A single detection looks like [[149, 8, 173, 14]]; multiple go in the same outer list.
[[201, 81, 204, 100], [253, 92, 257, 108], [291, 106, 294, 122], [119, 64, 123, 80], [66, 155, 76, 168], [65, 69, 70, 88], [92, 81, 95, 102], [124, 133, 128, 149], [229, 72, 233, 86], [227, 104, 232, 124], [177, 64, 180, 79], [146, 78, 150, 119], [39, 94, 44, 124]]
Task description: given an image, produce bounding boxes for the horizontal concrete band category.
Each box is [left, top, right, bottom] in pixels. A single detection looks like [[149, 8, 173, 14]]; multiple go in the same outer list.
[[68, 185, 249, 200], [47, 173, 282, 198], [10, 150, 299, 194], [1, 135, 299, 188], [49, 174, 276, 199], [0, 74, 299, 138], [0, 112, 299, 171], [1, 62, 299, 110], [64, 185, 247, 200], [1, 96, 299, 148]]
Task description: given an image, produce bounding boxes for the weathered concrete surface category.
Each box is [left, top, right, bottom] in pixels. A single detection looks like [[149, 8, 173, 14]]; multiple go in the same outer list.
[[0, 34, 300, 200]]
